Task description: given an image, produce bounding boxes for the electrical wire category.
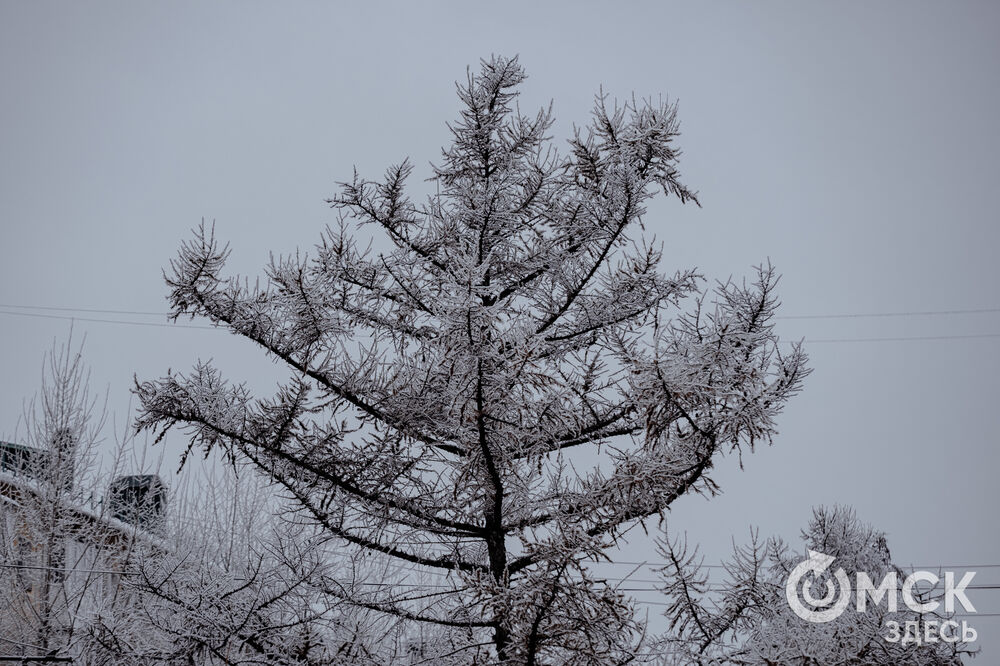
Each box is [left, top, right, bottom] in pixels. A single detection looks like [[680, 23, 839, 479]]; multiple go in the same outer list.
[[3, 307, 1000, 344], [4, 303, 1000, 321], [777, 307, 1000, 320], [0, 309, 216, 330]]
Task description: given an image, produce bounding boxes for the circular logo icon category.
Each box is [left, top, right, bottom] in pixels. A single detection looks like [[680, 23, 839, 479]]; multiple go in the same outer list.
[[786, 550, 852, 623]]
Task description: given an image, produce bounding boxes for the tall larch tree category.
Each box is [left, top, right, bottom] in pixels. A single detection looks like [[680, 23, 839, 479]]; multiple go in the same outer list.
[[136, 56, 808, 665]]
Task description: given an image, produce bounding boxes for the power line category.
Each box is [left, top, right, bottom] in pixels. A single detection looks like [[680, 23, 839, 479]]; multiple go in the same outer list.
[[3, 308, 1000, 345], [587, 560, 1000, 570], [3, 302, 1000, 323], [802, 333, 1000, 344], [0, 309, 216, 330], [6, 560, 1000, 588], [777, 307, 1000, 320], [603, 593, 1000, 618], [0, 303, 167, 317]]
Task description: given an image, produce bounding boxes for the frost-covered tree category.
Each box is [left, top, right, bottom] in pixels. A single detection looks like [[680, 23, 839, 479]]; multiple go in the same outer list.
[[136, 55, 808, 664], [656, 506, 973, 665], [0, 340, 364, 665], [0, 335, 116, 660], [87, 466, 382, 665]]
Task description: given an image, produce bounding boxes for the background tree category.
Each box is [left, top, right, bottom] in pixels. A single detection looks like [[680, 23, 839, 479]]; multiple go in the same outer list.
[[0, 334, 117, 660], [0, 337, 351, 666], [657, 506, 973, 665], [84, 466, 382, 666], [136, 55, 808, 664]]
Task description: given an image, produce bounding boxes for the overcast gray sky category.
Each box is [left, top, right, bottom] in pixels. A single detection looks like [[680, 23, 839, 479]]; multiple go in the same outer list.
[[1, 0, 998, 656]]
